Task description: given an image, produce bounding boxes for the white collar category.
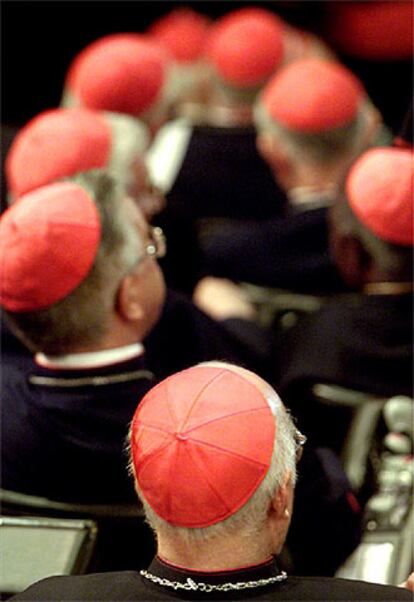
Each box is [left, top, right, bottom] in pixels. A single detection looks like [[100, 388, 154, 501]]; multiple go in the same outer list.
[[288, 185, 335, 211], [35, 343, 144, 370]]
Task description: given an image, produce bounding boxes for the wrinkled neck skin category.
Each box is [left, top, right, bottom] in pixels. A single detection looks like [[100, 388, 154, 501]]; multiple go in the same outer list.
[[156, 526, 276, 572], [155, 481, 293, 572]]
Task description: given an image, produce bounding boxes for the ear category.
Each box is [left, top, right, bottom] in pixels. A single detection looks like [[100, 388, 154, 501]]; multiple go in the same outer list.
[[269, 471, 293, 521], [358, 105, 382, 153], [116, 274, 145, 322], [329, 226, 370, 289]]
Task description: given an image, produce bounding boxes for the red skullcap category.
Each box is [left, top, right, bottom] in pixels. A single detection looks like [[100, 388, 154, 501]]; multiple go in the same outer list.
[[205, 8, 284, 88], [66, 34, 170, 116], [0, 182, 101, 312], [346, 147, 413, 246], [6, 108, 111, 199], [131, 365, 276, 528], [262, 59, 364, 132], [149, 8, 211, 63]]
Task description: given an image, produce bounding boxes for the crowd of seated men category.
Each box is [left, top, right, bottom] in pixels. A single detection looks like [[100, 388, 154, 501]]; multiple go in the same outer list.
[[1, 3, 413, 600]]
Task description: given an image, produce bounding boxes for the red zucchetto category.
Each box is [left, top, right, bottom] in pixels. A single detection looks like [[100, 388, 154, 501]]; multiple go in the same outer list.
[[346, 147, 413, 246], [131, 365, 276, 528], [0, 182, 101, 312]]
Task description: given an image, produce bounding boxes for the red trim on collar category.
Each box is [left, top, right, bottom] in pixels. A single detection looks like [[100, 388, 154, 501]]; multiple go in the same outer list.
[[156, 554, 274, 575]]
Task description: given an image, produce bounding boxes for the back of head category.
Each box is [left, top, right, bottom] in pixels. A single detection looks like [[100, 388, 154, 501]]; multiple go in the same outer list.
[[62, 33, 173, 130], [148, 8, 212, 109], [332, 147, 413, 284], [204, 7, 285, 104], [346, 146, 413, 246], [148, 8, 211, 64], [129, 362, 297, 543], [255, 58, 372, 166], [0, 172, 144, 353], [5, 108, 150, 201]]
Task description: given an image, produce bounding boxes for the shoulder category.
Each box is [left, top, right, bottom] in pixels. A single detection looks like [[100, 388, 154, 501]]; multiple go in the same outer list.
[[270, 576, 413, 600], [10, 571, 149, 601]]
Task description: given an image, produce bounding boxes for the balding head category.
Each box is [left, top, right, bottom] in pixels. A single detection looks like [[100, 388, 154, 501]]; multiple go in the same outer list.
[[129, 361, 299, 551]]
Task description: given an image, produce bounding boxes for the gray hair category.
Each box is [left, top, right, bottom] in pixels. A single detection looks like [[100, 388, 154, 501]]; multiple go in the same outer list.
[[254, 99, 379, 165], [4, 170, 143, 354], [210, 73, 265, 106], [130, 362, 297, 544], [332, 188, 413, 279], [105, 112, 150, 191]]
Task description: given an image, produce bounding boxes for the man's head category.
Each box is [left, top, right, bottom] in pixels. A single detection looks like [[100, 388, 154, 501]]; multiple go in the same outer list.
[[330, 147, 413, 288], [62, 34, 173, 134], [129, 362, 301, 561], [0, 171, 166, 354], [254, 58, 381, 192], [5, 108, 164, 219], [148, 8, 212, 108], [204, 8, 285, 108]]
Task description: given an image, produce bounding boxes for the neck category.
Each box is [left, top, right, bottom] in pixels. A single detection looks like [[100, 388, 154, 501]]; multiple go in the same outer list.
[[61, 319, 145, 355], [157, 530, 273, 572], [363, 281, 413, 295], [204, 103, 253, 127], [283, 154, 353, 194]]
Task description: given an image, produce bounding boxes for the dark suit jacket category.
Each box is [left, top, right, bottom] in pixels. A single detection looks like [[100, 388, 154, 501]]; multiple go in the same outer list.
[[277, 292, 413, 397], [198, 207, 346, 293], [165, 125, 287, 222], [1, 353, 155, 503], [273, 293, 413, 450], [1, 289, 267, 503], [10, 556, 412, 600], [1, 291, 361, 575], [152, 125, 287, 293]]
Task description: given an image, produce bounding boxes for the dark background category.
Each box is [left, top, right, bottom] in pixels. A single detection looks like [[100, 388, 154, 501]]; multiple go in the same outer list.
[[1, 1, 412, 132]]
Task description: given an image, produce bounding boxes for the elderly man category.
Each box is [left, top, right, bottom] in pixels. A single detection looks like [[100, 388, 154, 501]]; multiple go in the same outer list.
[[147, 7, 212, 110], [5, 107, 159, 213], [276, 146, 413, 423], [148, 7, 288, 223], [196, 58, 387, 293], [0, 172, 166, 502], [10, 363, 412, 601], [0, 170, 267, 504], [61, 33, 174, 135], [146, 7, 290, 292]]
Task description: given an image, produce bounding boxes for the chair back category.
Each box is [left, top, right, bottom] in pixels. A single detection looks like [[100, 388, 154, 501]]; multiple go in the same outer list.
[[0, 515, 97, 599], [0, 489, 155, 573]]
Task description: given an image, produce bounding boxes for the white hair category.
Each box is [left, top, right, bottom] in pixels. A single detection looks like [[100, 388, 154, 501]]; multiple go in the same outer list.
[[138, 62, 177, 128], [131, 361, 297, 545], [253, 98, 379, 165], [104, 112, 150, 190]]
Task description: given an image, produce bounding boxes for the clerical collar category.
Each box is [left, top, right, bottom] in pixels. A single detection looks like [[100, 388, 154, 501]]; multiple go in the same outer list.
[[288, 185, 336, 212], [35, 343, 144, 370], [363, 282, 413, 296], [140, 556, 287, 596], [203, 104, 254, 128]]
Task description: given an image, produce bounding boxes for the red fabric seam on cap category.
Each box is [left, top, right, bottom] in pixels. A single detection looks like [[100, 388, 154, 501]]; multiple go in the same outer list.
[[136, 413, 271, 486], [175, 438, 269, 526], [134, 405, 270, 438], [164, 379, 180, 431], [185, 432, 271, 469], [189, 440, 233, 515], [135, 436, 175, 474], [180, 405, 271, 436], [177, 368, 229, 433]]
